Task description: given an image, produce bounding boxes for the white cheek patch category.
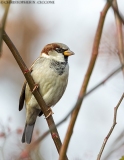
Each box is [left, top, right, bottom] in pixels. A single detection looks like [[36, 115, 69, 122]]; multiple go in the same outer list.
[[42, 53, 49, 58], [42, 51, 65, 62]]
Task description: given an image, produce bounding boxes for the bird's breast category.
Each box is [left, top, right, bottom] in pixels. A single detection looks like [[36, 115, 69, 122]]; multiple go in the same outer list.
[[30, 60, 69, 107]]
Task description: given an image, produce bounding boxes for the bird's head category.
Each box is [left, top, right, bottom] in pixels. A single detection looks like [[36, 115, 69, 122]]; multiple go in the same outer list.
[[41, 43, 74, 62]]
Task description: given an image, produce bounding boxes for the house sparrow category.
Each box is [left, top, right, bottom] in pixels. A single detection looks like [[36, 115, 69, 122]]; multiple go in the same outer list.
[[19, 43, 74, 144]]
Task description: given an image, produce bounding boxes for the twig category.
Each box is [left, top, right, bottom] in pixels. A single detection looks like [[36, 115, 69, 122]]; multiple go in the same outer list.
[[35, 64, 124, 144], [113, 0, 124, 75], [58, 2, 111, 160], [107, 0, 124, 25], [0, 0, 11, 55], [2, 30, 68, 160], [97, 93, 124, 160], [103, 131, 124, 159]]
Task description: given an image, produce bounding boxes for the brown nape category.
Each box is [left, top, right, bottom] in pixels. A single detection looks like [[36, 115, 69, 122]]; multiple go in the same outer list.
[[41, 43, 60, 55]]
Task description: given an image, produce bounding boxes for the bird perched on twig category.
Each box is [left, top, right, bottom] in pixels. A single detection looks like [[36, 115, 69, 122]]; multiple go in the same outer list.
[[19, 43, 74, 144]]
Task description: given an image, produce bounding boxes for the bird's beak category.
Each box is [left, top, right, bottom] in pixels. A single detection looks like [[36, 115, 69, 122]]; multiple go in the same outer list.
[[64, 50, 74, 56]]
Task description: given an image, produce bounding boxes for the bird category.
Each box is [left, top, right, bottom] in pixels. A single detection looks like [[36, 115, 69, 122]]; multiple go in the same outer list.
[[19, 43, 74, 144]]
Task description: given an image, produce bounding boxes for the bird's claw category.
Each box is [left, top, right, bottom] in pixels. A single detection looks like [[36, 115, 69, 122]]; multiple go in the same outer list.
[[31, 84, 39, 93], [45, 108, 54, 119]]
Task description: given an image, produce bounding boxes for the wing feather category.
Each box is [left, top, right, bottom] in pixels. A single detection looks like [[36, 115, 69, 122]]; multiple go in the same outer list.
[[19, 81, 27, 111]]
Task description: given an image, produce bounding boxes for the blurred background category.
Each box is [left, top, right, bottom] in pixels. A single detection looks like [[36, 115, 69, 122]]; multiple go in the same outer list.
[[0, 0, 124, 159]]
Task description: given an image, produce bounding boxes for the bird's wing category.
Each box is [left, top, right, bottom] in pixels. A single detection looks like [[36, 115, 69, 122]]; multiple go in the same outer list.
[[19, 57, 44, 111], [19, 81, 27, 111], [19, 57, 41, 111]]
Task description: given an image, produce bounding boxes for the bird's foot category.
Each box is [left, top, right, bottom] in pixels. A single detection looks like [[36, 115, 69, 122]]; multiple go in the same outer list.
[[24, 68, 32, 74], [45, 108, 54, 119], [31, 84, 39, 93]]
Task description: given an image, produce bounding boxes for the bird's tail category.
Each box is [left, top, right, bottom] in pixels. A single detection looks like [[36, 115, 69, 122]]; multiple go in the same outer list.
[[22, 123, 35, 144]]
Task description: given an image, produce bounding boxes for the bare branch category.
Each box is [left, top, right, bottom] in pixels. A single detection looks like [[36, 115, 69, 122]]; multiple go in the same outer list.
[[58, 2, 111, 159], [0, 0, 11, 55], [97, 93, 124, 160], [107, 0, 124, 25], [2, 30, 68, 160], [113, 0, 124, 74]]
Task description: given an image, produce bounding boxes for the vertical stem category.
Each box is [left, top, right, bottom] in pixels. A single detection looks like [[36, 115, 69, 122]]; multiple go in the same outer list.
[[59, 2, 111, 160], [113, 0, 124, 75]]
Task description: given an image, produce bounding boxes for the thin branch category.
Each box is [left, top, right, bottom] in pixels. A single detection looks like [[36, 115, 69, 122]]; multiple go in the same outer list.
[[2, 30, 68, 160], [35, 64, 124, 144], [97, 93, 124, 160], [107, 0, 124, 25], [58, 2, 111, 160], [0, 0, 11, 55], [103, 131, 124, 159], [113, 0, 124, 74]]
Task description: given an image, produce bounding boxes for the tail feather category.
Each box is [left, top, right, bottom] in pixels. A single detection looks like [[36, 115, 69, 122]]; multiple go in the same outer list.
[[22, 123, 35, 144], [22, 124, 26, 143]]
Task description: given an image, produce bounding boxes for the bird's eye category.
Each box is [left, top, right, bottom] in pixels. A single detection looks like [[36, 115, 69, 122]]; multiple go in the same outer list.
[[55, 48, 63, 53]]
